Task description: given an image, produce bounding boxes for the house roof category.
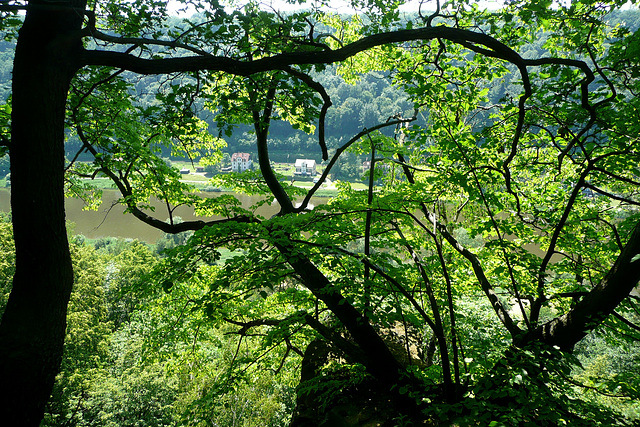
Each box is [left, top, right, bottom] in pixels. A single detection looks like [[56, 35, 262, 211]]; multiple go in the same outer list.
[[232, 152, 251, 161], [295, 159, 316, 167]]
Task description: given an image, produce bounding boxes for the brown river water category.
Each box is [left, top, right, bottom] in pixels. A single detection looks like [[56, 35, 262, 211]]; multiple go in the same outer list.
[[0, 187, 558, 262], [0, 188, 326, 243]]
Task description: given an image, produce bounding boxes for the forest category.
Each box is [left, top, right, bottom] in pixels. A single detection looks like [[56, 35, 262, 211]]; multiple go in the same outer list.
[[1, 0, 640, 426]]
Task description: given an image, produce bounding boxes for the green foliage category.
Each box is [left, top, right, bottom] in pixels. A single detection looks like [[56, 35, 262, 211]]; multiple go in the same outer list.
[[440, 345, 630, 426], [23, 233, 300, 426], [43, 241, 112, 426], [79, 363, 179, 427], [181, 368, 296, 427], [0, 100, 9, 145], [573, 330, 640, 421], [0, 213, 13, 318], [3, 0, 640, 424], [297, 362, 371, 414]]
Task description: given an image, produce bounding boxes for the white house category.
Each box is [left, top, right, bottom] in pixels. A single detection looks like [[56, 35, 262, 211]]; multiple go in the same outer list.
[[231, 152, 252, 172], [294, 159, 317, 176]]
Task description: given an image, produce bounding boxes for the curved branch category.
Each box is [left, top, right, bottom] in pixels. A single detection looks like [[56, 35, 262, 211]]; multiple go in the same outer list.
[[281, 66, 332, 161], [525, 57, 596, 115], [394, 146, 521, 338], [87, 29, 214, 57], [582, 183, 640, 207], [611, 310, 640, 333], [82, 9, 213, 57], [592, 166, 640, 188], [253, 82, 295, 214], [296, 115, 416, 212], [79, 26, 530, 76], [73, 112, 258, 233], [529, 220, 640, 350]]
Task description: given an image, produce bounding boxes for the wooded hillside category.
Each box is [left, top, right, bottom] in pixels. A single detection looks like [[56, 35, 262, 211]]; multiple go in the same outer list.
[[0, 1, 639, 425]]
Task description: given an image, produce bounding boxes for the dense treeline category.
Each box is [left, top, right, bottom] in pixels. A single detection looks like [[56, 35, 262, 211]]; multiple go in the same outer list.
[[1, 9, 637, 173], [0, 214, 638, 425], [2, 0, 640, 425], [0, 215, 298, 426]]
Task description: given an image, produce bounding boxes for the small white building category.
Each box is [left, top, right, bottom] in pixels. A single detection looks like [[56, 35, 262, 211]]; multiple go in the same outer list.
[[231, 152, 252, 172], [294, 159, 317, 176]]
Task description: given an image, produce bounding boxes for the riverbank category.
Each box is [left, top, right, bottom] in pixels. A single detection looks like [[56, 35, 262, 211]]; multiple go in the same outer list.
[[0, 187, 330, 244], [5, 173, 345, 197]]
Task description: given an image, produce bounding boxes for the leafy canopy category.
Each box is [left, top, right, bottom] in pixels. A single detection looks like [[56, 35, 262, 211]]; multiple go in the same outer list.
[[2, 0, 639, 423]]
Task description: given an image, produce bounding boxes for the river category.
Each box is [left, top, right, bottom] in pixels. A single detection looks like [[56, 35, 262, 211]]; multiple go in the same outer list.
[[0, 188, 327, 244]]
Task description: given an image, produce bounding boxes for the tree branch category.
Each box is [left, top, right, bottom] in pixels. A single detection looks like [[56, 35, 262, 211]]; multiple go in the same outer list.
[[79, 26, 530, 76], [611, 310, 640, 333], [583, 182, 640, 207], [296, 115, 416, 212], [86, 29, 214, 57], [273, 239, 405, 385], [529, 219, 640, 350], [395, 150, 522, 338], [253, 81, 295, 214], [281, 66, 332, 161], [532, 168, 591, 324], [72, 109, 258, 234]]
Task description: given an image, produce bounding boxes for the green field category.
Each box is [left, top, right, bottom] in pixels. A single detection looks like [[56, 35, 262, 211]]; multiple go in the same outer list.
[[58, 161, 370, 195]]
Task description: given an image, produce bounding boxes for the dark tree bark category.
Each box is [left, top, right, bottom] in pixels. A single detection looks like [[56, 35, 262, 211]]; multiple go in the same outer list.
[[0, 1, 85, 424], [527, 220, 640, 351], [0, 2, 637, 423], [275, 241, 405, 385]]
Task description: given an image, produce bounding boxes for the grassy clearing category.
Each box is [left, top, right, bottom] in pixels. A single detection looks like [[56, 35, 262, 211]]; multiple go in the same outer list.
[[179, 173, 210, 183], [273, 162, 296, 177], [168, 159, 201, 171], [64, 161, 372, 195], [82, 178, 117, 189], [69, 176, 366, 195]]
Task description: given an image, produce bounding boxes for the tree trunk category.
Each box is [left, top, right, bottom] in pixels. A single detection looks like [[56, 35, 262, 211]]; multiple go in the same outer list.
[[0, 2, 84, 424]]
